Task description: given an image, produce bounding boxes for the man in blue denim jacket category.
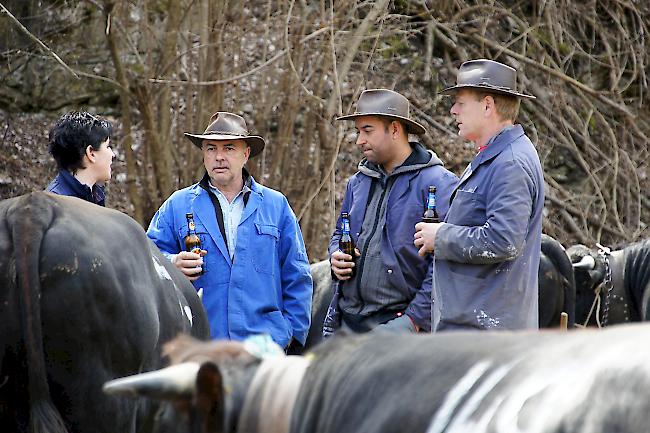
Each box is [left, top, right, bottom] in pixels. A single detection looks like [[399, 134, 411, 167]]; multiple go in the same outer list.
[[414, 59, 544, 331], [147, 112, 312, 349], [326, 89, 458, 334]]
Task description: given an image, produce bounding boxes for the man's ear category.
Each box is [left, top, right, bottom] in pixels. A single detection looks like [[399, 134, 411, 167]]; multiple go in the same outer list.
[[244, 145, 251, 162], [391, 121, 401, 138], [85, 145, 96, 163], [484, 96, 495, 117]]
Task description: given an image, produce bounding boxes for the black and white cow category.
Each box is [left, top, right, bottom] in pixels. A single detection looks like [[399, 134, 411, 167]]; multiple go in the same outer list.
[[105, 324, 650, 433], [569, 239, 650, 326], [0, 192, 210, 433]]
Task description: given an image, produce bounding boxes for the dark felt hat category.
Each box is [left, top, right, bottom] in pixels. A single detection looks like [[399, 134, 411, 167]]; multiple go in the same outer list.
[[440, 59, 535, 99], [336, 89, 426, 135], [184, 112, 266, 158]]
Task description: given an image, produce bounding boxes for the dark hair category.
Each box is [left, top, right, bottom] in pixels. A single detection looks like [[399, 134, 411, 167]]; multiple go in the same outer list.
[[380, 117, 407, 135], [48, 111, 113, 172]]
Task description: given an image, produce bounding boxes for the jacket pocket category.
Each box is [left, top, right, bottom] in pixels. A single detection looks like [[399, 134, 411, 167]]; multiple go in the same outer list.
[[252, 223, 279, 275], [448, 190, 486, 226], [436, 267, 490, 328], [388, 204, 424, 247]]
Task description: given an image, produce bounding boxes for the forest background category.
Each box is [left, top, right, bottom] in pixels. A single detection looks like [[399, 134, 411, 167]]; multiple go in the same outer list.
[[1, 0, 648, 262]]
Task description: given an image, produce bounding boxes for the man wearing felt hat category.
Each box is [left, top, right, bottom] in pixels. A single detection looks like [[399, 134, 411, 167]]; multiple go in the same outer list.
[[323, 89, 458, 336], [414, 59, 544, 331], [147, 111, 312, 350]]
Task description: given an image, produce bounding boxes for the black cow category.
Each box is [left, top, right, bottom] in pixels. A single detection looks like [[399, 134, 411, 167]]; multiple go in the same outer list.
[[0, 192, 210, 433], [104, 324, 650, 433], [299, 260, 333, 352], [569, 239, 650, 327], [304, 233, 575, 339], [538, 234, 575, 328]]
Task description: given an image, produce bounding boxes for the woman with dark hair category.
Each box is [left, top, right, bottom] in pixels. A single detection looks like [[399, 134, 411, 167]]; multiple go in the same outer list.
[[46, 111, 115, 206]]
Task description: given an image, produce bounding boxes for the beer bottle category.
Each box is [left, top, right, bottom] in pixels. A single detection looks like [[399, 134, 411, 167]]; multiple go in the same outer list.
[[339, 212, 356, 278], [422, 186, 440, 223], [185, 213, 204, 275]]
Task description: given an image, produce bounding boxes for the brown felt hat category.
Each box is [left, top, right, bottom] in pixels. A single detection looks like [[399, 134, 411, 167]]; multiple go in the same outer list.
[[336, 89, 426, 135], [440, 59, 535, 99], [184, 112, 266, 158]]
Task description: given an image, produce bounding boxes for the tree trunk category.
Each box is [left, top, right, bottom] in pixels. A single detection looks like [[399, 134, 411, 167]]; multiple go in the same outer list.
[[103, 0, 143, 224]]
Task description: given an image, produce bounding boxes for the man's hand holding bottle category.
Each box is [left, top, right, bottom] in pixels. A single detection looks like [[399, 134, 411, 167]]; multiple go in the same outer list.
[[331, 248, 360, 281], [172, 250, 207, 281]]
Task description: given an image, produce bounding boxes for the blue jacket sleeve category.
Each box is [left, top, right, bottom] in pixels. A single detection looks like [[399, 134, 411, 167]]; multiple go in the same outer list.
[[405, 169, 457, 331], [147, 198, 182, 262], [278, 197, 313, 346], [436, 159, 534, 264], [404, 258, 433, 331]]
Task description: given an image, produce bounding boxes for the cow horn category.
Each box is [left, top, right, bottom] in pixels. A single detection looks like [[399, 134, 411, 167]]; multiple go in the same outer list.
[[572, 255, 596, 270], [103, 362, 200, 400]]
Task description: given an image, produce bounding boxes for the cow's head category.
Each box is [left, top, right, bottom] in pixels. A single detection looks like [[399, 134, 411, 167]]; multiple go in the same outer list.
[[567, 244, 607, 324], [568, 245, 606, 293], [104, 335, 310, 433], [103, 337, 262, 433]]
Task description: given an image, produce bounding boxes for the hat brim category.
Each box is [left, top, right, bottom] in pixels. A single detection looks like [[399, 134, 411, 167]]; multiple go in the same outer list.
[[184, 133, 266, 158], [439, 84, 536, 99], [336, 113, 426, 135]]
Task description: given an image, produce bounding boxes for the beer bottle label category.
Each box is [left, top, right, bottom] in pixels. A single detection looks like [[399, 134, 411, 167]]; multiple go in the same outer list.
[[427, 192, 436, 209], [189, 221, 196, 231], [343, 219, 350, 233]]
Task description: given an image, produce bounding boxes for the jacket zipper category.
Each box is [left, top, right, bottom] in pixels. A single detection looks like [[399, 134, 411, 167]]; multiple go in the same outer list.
[[355, 181, 390, 300]]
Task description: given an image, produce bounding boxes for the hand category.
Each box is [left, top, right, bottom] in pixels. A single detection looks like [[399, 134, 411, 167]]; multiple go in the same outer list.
[[331, 248, 360, 281], [172, 250, 207, 281], [414, 222, 443, 257]]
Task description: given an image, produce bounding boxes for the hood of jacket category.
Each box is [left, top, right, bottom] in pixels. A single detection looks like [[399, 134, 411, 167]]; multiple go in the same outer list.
[[357, 142, 444, 180]]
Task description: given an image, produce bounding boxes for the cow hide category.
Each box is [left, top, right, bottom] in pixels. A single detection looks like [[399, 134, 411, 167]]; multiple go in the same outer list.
[[105, 324, 650, 433], [0, 192, 210, 433]]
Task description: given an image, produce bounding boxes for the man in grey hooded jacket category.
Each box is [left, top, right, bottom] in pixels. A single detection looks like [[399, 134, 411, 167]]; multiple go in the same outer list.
[[326, 89, 458, 334]]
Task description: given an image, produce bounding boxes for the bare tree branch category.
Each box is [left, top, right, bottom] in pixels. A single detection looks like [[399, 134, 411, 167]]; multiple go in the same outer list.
[[149, 26, 330, 87], [0, 2, 80, 79]]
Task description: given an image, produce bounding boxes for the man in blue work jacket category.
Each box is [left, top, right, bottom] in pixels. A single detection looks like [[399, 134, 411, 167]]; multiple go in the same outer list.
[[414, 59, 544, 331], [147, 112, 312, 350]]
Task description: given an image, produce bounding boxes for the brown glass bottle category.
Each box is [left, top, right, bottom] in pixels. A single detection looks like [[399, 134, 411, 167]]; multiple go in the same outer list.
[[339, 212, 356, 278], [422, 186, 440, 223], [185, 213, 204, 275]]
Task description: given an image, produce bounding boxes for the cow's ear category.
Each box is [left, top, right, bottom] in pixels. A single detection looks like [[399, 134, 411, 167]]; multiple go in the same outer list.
[[195, 362, 226, 433]]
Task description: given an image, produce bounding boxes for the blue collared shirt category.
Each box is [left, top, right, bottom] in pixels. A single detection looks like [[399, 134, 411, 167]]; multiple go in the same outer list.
[[208, 181, 250, 260]]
